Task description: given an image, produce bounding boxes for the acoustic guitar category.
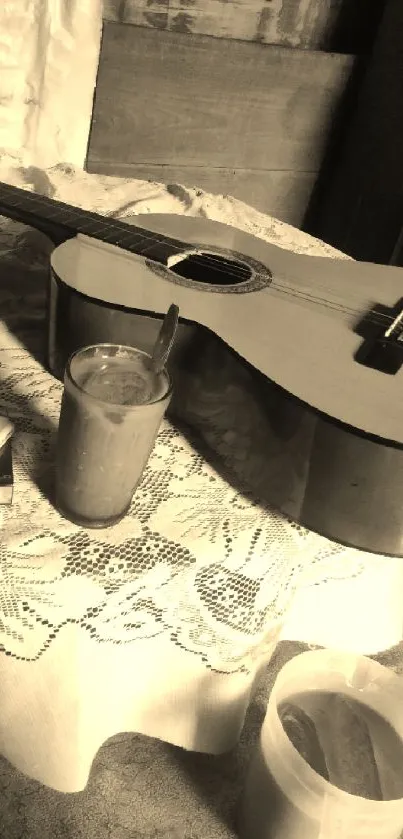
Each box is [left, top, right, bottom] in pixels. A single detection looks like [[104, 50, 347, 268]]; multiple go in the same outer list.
[[0, 180, 402, 557]]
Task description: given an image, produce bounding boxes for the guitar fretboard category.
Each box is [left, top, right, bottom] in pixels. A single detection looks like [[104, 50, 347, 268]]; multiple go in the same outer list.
[[0, 180, 185, 264]]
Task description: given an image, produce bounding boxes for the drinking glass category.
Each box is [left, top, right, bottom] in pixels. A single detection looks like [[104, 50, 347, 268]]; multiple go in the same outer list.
[[55, 343, 172, 528]]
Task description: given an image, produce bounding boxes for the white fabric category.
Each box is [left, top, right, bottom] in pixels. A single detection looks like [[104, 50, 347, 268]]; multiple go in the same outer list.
[[0, 158, 401, 793], [0, 1, 102, 168]]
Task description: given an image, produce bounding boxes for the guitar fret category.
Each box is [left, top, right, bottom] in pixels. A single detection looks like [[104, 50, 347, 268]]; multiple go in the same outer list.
[[136, 239, 159, 254], [83, 222, 114, 236], [55, 211, 84, 225], [105, 228, 139, 241]]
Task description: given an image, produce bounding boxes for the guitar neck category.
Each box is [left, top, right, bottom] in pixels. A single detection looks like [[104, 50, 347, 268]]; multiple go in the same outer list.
[[0, 180, 185, 264]]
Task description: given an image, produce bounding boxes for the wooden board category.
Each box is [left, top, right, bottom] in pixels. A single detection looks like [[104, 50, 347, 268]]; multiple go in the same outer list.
[[102, 0, 385, 52], [102, 0, 347, 50], [87, 24, 353, 222]]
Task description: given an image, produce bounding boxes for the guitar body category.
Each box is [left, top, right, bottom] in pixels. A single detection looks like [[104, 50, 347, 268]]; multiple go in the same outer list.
[[47, 214, 403, 557]]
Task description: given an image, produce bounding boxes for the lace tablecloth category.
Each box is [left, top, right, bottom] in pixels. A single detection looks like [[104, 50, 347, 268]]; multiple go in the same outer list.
[[0, 159, 402, 793]]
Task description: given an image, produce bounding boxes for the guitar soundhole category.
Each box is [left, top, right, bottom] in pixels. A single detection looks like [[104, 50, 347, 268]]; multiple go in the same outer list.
[[146, 246, 271, 293], [171, 252, 251, 286]]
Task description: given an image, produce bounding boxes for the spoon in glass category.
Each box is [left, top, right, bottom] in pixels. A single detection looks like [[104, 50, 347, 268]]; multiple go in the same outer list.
[[150, 304, 179, 374]]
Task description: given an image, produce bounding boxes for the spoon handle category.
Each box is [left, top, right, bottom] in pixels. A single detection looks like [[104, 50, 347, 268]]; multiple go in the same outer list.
[[151, 304, 179, 373]]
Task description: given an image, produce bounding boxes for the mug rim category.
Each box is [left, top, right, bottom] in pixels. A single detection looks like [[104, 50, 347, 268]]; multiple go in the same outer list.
[[65, 343, 172, 410]]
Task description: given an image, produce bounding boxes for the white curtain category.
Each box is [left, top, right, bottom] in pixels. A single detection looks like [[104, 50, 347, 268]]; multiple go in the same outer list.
[[0, 0, 102, 169]]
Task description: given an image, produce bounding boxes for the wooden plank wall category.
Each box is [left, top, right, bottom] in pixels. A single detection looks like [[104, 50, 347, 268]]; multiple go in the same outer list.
[[102, 0, 344, 50], [87, 24, 353, 226], [87, 1, 377, 225]]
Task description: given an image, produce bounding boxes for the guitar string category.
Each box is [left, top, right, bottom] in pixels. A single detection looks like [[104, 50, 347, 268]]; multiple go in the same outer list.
[[0, 188, 402, 334], [1, 189, 399, 333], [0, 187, 397, 310], [65, 217, 403, 331], [0, 184, 397, 298]]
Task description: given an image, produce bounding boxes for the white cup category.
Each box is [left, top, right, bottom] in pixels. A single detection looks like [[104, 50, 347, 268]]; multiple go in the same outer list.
[[238, 649, 403, 839]]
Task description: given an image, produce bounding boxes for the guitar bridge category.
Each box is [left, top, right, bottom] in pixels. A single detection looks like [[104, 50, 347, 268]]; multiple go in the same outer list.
[[355, 297, 403, 374]]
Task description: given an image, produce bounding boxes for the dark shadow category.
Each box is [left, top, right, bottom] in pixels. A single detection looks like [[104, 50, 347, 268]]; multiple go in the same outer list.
[[0, 355, 58, 507], [323, 0, 387, 55], [0, 246, 58, 507], [0, 260, 50, 376], [0, 200, 55, 373], [5, 315, 49, 369], [302, 0, 387, 247], [302, 55, 368, 240]]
